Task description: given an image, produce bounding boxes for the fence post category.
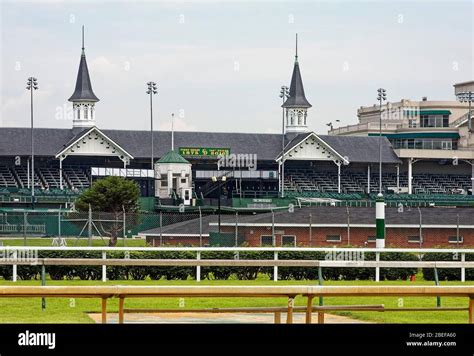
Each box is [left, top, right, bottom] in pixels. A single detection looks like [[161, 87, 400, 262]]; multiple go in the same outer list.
[[88, 204, 93, 247], [58, 209, 61, 239], [461, 253, 466, 283], [102, 251, 107, 282], [41, 264, 46, 311], [318, 266, 324, 307], [122, 207, 126, 247], [198, 207, 202, 247], [23, 212, 27, 245], [346, 206, 350, 246], [159, 211, 163, 246], [12, 250, 17, 282], [375, 252, 380, 282], [196, 251, 201, 282], [273, 251, 278, 282], [434, 267, 441, 307], [235, 211, 238, 247], [418, 207, 423, 248], [271, 209, 275, 247]]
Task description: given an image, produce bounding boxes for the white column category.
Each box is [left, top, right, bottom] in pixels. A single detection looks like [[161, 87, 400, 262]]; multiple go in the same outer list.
[[167, 169, 173, 196], [337, 163, 341, 193], [408, 158, 413, 195], [471, 161, 474, 195], [367, 165, 371, 193], [196, 251, 201, 282], [101, 251, 107, 282], [59, 158, 63, 190], [396, 165, 400, 193]]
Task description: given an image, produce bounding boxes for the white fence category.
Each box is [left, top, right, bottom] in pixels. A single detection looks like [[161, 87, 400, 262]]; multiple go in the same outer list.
[[1, 246, 473, 283]]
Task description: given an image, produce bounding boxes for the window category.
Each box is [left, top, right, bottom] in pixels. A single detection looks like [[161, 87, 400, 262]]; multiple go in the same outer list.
[[77, 109, 81, 119], [448, 236, 463, 244], [367, 236, 376, 243], [261, 235, 273, 246], [408, 236, 420, 243], [326, 235, 341, 242], [181, 178, 187, 184], [161, 180, 168, 187], [282, 235, 296, 246]]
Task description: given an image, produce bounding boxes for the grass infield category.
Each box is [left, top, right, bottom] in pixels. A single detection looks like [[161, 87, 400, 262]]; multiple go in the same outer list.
[[0, 277, 472, 324]]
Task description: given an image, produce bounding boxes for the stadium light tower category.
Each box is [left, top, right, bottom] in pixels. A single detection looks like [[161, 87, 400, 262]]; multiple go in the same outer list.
[[212, 175, 227, 232], [146, 82, 158, 170], [456, 91, 473, 132], [26, 77, 38, 209], [376, 88, 387, 249], [279, 85, 289, 198]]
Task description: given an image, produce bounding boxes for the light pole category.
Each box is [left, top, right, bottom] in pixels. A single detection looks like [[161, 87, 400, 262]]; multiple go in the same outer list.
[[26, 77, 38, 209], [146, 82, 158, 170], [376, 88, 387, 249], [456, 91, 473, 132], [377, 88, 387, 194], [279, 85, 289, 198], [326, 120, 340, 132], [212, 175, 226, 232]]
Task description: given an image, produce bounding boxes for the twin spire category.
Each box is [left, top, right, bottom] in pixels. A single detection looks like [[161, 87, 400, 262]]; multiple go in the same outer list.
[[68, 26, 99, 103], [282, 33, 312, 109]]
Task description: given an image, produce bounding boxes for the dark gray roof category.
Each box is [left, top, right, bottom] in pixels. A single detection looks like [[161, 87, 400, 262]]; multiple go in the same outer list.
[[139, 207, 474, 235], [279, 132, 401, 164], [320, 135, 401, 164], [282, 60, 312, 109], [0, 127, 400, 164], [68, 52, 99, 102]]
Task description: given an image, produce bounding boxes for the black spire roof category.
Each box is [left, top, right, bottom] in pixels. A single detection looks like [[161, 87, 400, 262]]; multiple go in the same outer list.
[[68, 27, 99, 103], [282, 34, 311, 109]]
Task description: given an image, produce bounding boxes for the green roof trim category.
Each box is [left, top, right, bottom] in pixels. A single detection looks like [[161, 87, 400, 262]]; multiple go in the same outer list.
[[404, 110, 451, 116], [419, 110, 451, 116], [369, 132, 460, 139], [157, 150, 190, 164]]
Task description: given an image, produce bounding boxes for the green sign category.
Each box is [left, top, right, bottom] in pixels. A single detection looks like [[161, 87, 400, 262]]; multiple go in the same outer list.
[[179, 147, 230, 157]]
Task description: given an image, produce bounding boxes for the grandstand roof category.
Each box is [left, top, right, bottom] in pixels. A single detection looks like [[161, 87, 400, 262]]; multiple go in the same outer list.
[[0, 127, 400, 163]]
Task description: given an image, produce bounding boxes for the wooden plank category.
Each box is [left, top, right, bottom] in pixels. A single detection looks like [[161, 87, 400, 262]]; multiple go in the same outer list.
[[101, 298, 107, 324], [0, 285, 474, 298], [274, 312, 281, 324], [306, 296, 314, 324], [286, 297, 294, 324], [469, 297, 473, 324], [318, 312, 325, 324], [119, 297, 125, 324]]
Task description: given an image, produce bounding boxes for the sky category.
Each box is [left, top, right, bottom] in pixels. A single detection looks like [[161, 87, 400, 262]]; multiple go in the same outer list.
[[0, 0, 473, 134]]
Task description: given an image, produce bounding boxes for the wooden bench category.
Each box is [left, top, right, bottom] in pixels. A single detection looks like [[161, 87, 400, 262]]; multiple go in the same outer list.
[[0, 285, 473, 324]]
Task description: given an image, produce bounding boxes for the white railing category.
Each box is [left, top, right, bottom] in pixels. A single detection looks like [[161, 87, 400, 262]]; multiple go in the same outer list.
[[1, 246, 472, 283]]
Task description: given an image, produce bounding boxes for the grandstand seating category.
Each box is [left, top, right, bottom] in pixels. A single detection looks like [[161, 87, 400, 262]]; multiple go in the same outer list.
[[0, 165, 90, 191], [12, 166, 41, 189], [285, 168, 472, 196], [38, 167, 61, 189], [0, 166, 17, 187], [63, 167, 90, 189]]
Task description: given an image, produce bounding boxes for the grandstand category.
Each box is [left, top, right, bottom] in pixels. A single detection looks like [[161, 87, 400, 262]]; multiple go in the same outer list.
[[0, 31, 473, 211]]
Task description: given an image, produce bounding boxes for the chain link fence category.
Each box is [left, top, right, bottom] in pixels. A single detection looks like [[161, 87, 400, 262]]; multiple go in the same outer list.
[[0, 205, 472, 248]]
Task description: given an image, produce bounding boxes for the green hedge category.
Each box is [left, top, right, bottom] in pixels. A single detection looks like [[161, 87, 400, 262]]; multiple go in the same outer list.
[[422, 251, 474, 281]]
